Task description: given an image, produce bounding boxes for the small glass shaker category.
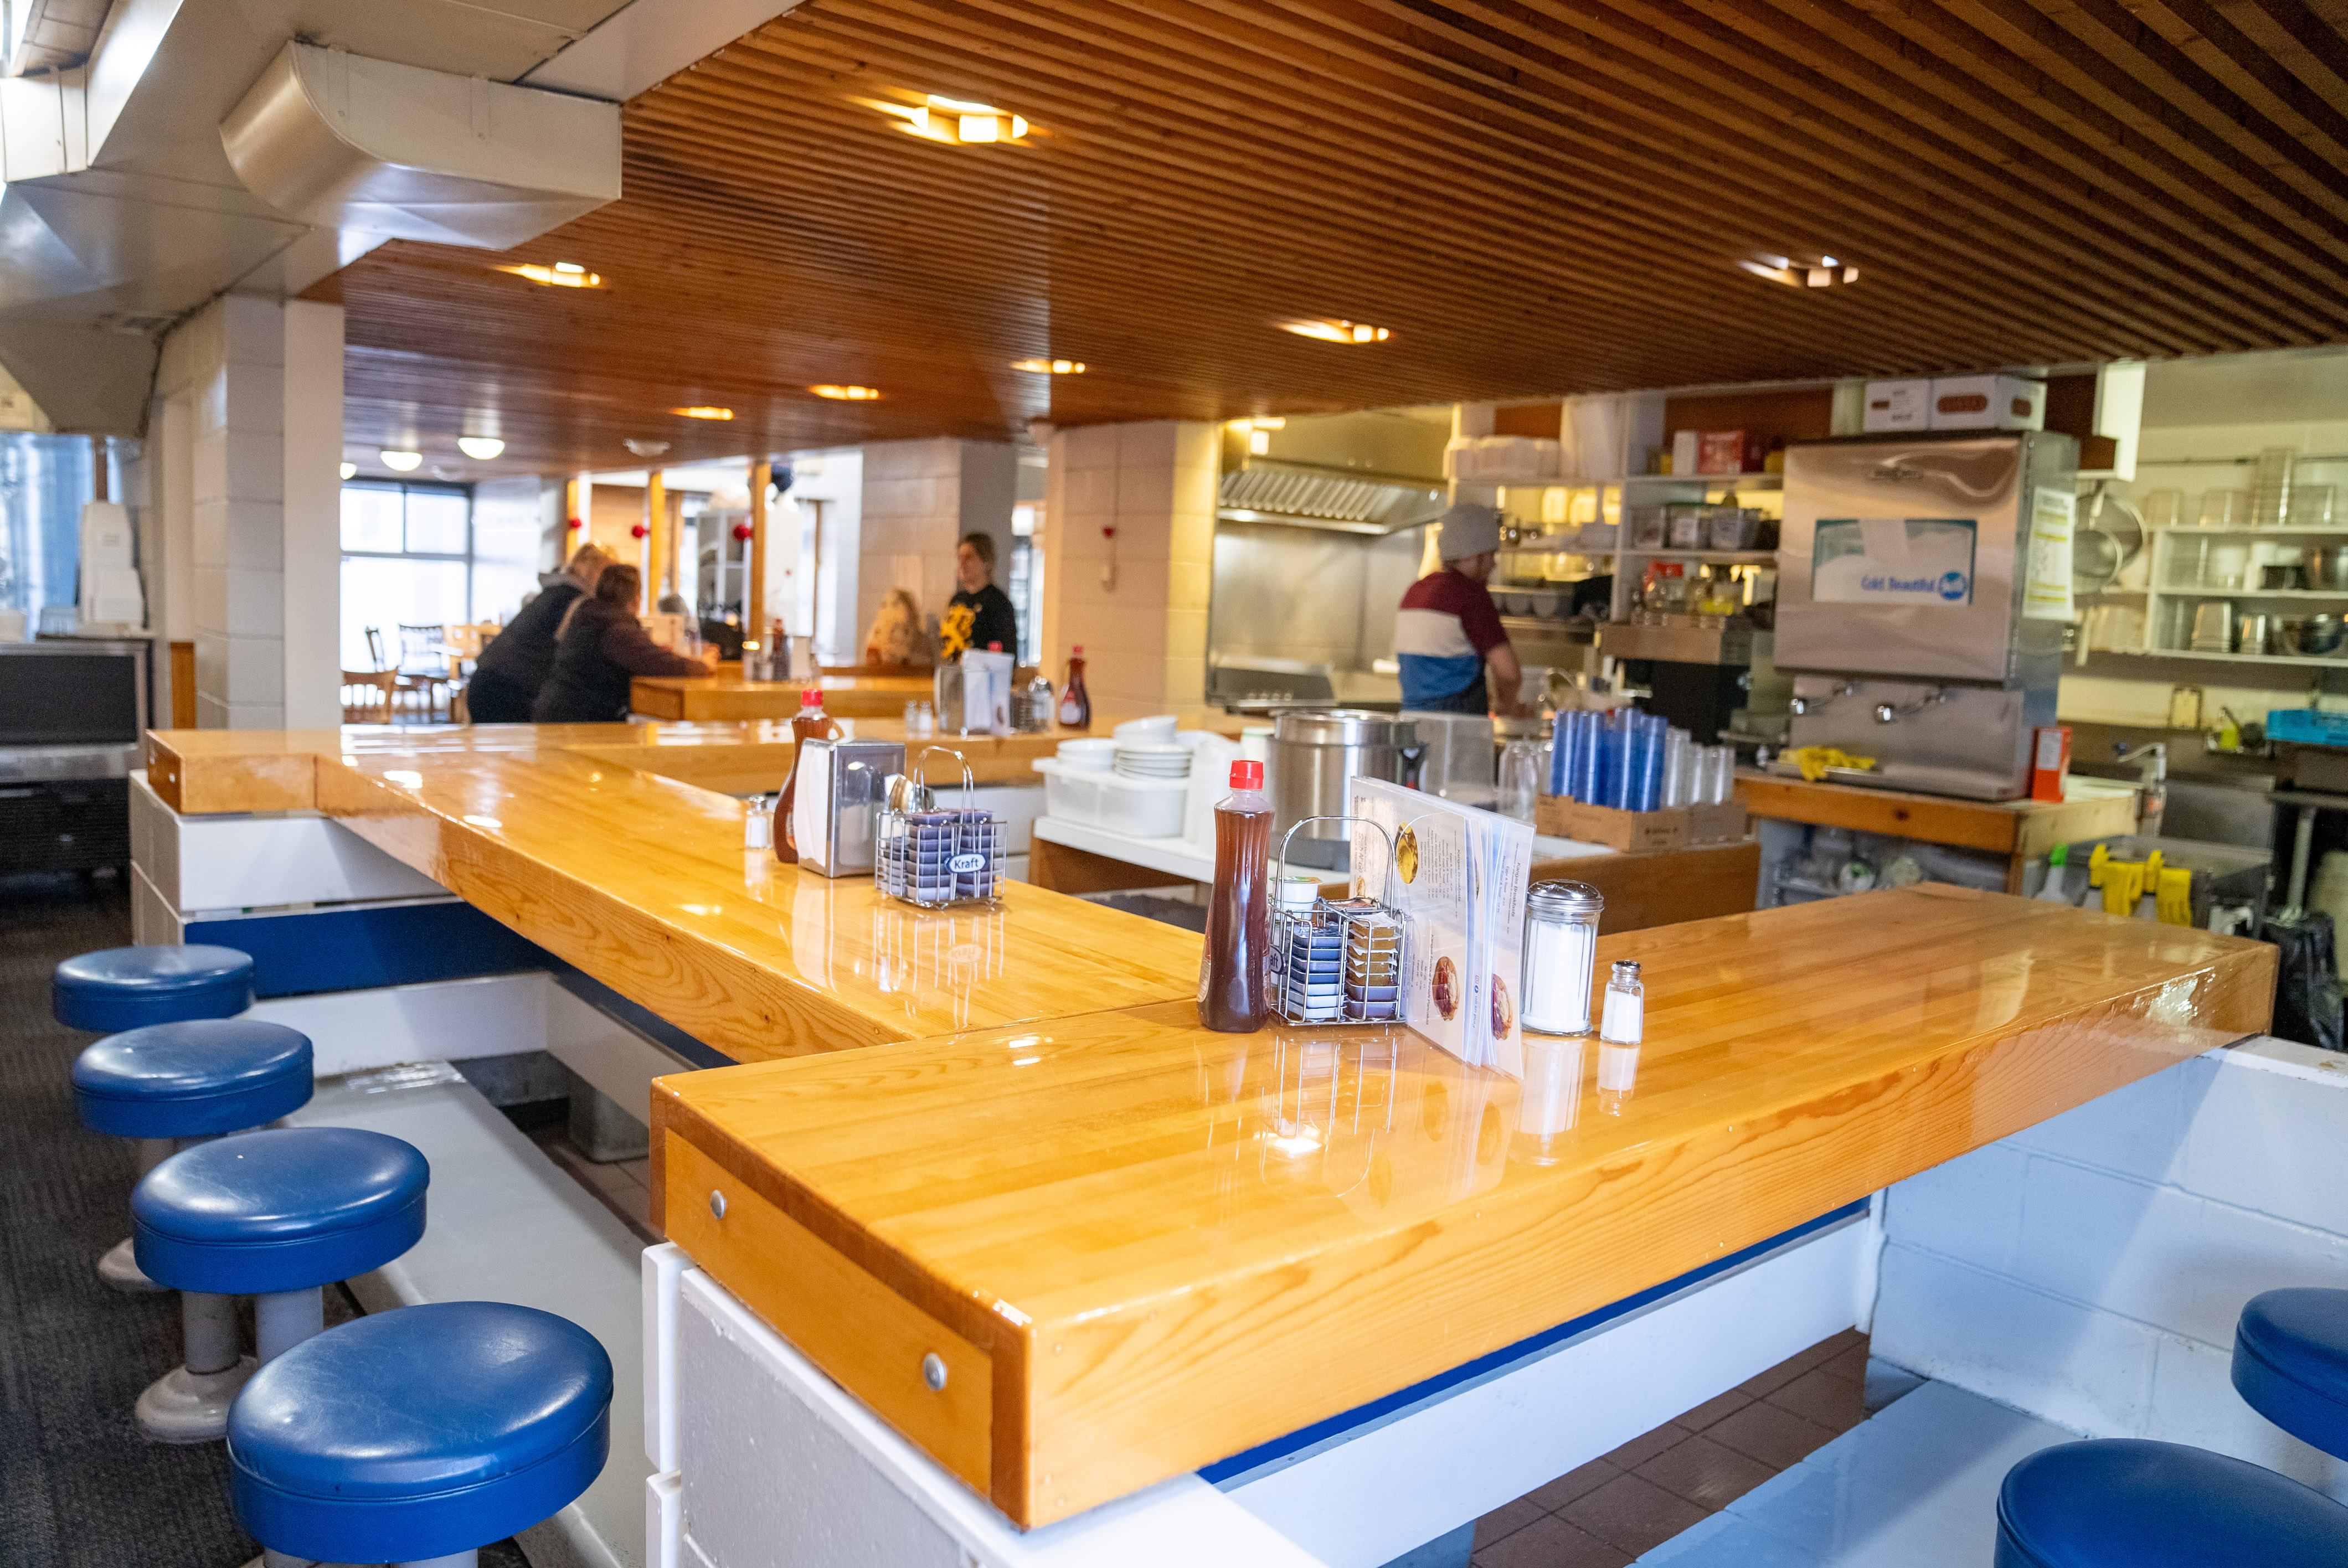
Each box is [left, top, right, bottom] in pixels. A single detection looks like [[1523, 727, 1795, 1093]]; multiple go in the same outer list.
[[1520, 880, 1604, 1036], [1599, 960, 1644, 1045]]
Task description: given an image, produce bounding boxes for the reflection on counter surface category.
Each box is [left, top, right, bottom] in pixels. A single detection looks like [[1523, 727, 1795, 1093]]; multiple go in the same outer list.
[[651, 884, 2273, 1525]]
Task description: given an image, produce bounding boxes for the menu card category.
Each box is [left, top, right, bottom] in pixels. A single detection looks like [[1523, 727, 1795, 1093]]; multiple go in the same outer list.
[[1346, 776, 1536, 1075]]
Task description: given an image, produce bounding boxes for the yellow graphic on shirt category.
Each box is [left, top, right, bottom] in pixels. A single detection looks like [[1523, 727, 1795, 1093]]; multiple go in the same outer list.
[[939, 601, 977, 661]]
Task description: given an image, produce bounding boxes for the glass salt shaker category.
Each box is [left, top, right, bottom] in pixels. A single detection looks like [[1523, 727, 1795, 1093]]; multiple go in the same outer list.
[[1599, 960, 1644, 1045], [1520, 880, 1604, 1036]]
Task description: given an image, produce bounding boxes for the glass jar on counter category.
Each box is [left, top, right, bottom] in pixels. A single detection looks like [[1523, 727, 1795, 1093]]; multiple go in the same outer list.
[[1520, 880, 1604, 1036]]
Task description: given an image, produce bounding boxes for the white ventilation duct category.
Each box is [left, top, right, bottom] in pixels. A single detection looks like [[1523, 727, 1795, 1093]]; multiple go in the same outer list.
[[220, 42, 621, 251]]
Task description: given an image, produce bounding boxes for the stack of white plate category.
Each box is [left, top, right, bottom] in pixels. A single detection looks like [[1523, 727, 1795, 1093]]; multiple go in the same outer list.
[[1114, 741, 1191, 780]]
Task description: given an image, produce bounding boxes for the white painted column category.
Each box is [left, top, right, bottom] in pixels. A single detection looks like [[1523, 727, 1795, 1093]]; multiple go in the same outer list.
[[281, 299, 344, 727], [156, 294, 343, 728], [1042, 421, 1217, 713]]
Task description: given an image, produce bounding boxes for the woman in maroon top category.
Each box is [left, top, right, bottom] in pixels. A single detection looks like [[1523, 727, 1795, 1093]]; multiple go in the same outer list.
[[529, 565, 712, 723]]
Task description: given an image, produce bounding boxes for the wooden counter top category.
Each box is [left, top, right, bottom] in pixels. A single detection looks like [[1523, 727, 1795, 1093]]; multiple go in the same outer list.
[[631, 673, 934, 721], [651, 886, 2273, 1526], [146, 725, 1203, 1059], [1734, 771, 2141, 858]]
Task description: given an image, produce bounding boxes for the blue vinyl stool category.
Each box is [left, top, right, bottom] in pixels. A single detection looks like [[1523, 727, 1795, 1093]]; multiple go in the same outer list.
[[135, 1127, 429, 1365], [53, 943, 255, 1032], [55, 943, 257, 1294], [75, 1018, 313, 1442], [1996, 1438, 2348, 1565], [2234, 1287, 2348, 1459], [229, 1302, 613, 1568]]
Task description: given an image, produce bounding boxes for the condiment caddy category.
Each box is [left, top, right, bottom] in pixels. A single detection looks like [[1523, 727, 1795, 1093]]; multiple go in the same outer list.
[[874, 747, 1004, 908]]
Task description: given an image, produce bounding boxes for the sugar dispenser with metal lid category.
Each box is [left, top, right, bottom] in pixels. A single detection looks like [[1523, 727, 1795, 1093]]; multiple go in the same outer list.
[[1520, 880, 1604, 1036]]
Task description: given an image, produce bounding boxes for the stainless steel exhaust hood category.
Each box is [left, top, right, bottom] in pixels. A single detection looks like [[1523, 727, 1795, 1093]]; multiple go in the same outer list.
[[1217, 460, 1448, 536]]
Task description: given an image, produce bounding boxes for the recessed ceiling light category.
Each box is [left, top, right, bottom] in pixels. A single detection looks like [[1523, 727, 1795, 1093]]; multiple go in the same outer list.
[[672, 405, 736, 420], [457, 436, 505, 460], [869, 94, 1029, 144], [1011, 358, 1085, 374], [1278, 318, 1392, 344], [495, 262, 603, 288], [1739, 257, 1860, 287], [810, 384, 882, 401], [339, 461, 357, 480], [624, 438, 672, 457], [380, 449, 422, 472]]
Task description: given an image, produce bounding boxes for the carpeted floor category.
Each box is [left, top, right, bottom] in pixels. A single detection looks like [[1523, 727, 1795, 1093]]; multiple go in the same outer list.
[[0, 870, 526, 1568]]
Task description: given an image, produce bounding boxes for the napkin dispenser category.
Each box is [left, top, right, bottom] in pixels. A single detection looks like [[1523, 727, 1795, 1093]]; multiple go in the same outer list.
[[792, 737, 908, 878], [935, 650, 1015, 735]]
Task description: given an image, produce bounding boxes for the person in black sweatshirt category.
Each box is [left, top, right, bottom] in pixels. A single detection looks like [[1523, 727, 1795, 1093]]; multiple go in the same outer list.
[[529, 565, 712, 723], [465, 544, 612, 723], [939, 532, 1019, 661]]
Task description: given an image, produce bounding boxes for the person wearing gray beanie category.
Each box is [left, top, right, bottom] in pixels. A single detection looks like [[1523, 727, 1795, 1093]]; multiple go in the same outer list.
[[1392, 504, 1527, 714]]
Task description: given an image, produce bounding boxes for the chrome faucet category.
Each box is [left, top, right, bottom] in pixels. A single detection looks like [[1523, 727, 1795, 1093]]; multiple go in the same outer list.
[[2113, 741, 2167, 836]]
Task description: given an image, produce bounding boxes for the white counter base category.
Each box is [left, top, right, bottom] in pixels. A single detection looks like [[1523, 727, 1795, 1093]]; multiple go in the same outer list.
[[643, 1211, 1872, 1568]]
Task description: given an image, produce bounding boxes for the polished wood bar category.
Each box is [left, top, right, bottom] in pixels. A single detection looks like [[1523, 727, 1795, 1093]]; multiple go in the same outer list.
[[146, 725, 1202, 1058], [631, 672, 933, 721], [1736, 772, 2142, 859], [651, 886, 2273, 1526]]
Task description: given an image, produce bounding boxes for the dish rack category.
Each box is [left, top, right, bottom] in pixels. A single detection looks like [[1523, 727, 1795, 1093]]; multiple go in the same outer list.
[[1270, 816, 1409, 1026], [876, 747, 1003, 909]]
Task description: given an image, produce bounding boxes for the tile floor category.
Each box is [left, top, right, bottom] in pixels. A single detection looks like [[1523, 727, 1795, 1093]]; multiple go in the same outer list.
[[1471, 1329, 1874, 1568], [531, 1125, 661, 1244]]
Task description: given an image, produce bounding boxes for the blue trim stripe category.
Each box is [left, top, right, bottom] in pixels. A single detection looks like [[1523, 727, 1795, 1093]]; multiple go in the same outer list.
[[1199, 1198, 1872, 1486], [184, 902, 732, 1069]]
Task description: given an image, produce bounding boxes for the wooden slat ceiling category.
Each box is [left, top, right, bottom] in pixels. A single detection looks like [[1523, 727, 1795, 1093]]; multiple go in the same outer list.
[[313, 0, 2348, 478]]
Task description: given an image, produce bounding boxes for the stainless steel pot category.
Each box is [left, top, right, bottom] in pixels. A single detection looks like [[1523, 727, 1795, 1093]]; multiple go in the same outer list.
[[2308, 547, 2348, 590], [1270, 710, 1422, 842]]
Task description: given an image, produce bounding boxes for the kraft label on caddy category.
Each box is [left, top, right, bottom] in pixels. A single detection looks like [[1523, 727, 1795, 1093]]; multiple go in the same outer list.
[[948, 852, 986, 875], [1811, 517, 1978, 607]]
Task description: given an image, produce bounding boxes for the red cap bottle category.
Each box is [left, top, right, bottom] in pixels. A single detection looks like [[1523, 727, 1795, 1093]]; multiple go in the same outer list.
[[1230, 760, 1264, 791]]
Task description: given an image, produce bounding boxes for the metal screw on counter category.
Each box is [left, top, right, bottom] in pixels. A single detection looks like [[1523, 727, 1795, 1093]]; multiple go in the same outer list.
[[923, 1352, 948, 1391], [709, 1190, 727, 1219]]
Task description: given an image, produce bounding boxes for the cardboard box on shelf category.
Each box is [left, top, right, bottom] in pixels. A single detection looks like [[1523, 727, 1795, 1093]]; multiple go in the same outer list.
[[1696, 429, 1747, 474], [1536, 795, 1690, 853], [1863, 379, 1932, 432], [1687, 800, 1749, 844], [1929, 374, 2046, 431]]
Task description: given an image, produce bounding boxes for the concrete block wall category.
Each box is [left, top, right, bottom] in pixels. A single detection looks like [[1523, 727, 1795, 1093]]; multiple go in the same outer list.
[[1042, 420, 1217, 714], [856, 439, 1015, 659], [154, 295, 343, 729], [1872, 1038, 2348, 1498]]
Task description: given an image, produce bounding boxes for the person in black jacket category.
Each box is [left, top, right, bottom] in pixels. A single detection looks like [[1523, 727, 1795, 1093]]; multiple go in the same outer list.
[[530, 565, 713, 723], [465, 544, 612, 723]]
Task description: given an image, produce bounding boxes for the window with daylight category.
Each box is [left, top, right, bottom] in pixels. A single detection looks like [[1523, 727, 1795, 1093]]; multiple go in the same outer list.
[[338, 482, 473, 670]]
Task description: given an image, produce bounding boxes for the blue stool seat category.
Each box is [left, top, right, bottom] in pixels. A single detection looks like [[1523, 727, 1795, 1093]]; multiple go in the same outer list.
[[133, 1128, 428, 1294], [73, 1019, 312, 1138], [53, 944, 254, 1031], [229, 1302, 613, 1564], [2235, 1288, 2348, 1459], [1996, 1438, 2348, 1566]]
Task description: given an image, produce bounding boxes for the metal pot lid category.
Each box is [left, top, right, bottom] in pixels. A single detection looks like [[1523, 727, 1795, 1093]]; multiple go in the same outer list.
[[1527, 879, 1604, 915], [1272, 708, 1419, 745]]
